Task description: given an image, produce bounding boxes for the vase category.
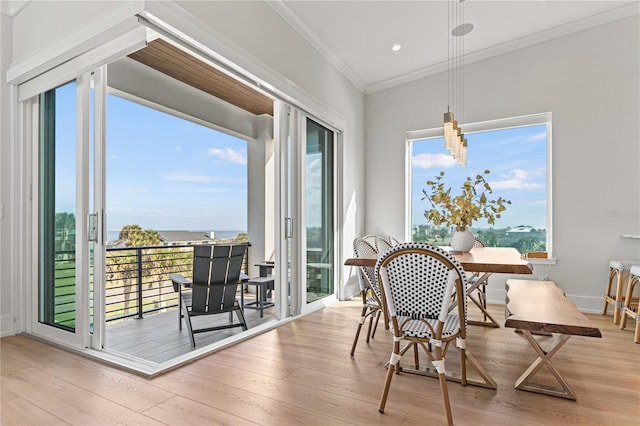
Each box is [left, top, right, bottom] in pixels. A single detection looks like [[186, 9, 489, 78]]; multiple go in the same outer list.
[[450, 228, 475, 252]]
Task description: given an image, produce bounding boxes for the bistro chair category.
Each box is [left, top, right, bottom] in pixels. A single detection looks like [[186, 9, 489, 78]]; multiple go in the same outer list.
[[603, 260, 640, 324], [350, 237, 384, 356], [375, 242, 469, 426], [467, 237, 489, 321], [388, 235, 401, 246], [362, 234, 379, 247], [170, 244, 248, 347], [375, 235, 393, 254], [619, 265, 640, 343]]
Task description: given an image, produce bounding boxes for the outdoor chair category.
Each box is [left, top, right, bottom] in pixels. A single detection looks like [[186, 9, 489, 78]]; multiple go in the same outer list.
[[350, 237, 384, 356], [170, 244, 248, 347], [375, 242, 470, 426]]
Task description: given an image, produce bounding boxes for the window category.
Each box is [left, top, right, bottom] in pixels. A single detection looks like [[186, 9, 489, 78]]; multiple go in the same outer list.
[[408, 113, 551, 255]]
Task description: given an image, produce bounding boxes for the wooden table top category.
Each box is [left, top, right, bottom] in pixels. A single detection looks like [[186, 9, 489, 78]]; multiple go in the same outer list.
[[344, 246, 533, 275], [505, 279, 602, 337]]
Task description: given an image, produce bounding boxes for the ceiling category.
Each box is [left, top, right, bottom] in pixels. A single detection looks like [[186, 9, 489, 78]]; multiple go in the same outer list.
[[271, 1, 639, 94], [4, 1, 638, 96], [129, 39, 274, 116]]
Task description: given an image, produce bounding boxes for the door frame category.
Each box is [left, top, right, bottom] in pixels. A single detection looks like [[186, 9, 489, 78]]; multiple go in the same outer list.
[[26, 71, 106, 349]]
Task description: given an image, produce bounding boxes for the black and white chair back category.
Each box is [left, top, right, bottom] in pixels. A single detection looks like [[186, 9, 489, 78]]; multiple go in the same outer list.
[[350, 237, 384, 356], [375, 242, 468, 426], [375, 236, 393, 254]]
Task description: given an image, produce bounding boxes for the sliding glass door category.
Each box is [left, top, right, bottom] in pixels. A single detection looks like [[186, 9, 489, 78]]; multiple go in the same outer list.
[[39, 81, 79, 333], [277, 108, 337, 314], [32, 69, 106, 349], [305, 119, 335, 303]]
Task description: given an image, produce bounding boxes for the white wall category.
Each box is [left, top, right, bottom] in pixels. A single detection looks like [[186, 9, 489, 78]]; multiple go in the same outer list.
[[366, 15, 640, 311], [1, 12, 14, 336]]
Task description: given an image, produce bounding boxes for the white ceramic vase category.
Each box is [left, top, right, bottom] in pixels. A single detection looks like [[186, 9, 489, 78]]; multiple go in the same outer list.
[[450, 228, 475, 252]]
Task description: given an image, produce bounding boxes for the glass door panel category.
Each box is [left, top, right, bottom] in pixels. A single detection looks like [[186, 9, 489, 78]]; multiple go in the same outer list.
[[305, 119, 334, 303], [35, 71, 102, 349], [39, 81, 78, 331]]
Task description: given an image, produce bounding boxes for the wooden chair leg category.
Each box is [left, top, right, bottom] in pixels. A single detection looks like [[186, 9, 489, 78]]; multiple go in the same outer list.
[[370, 309, 381, 339], [603, 268, 615, 315], [620, 274, 640, 343], [365, 311, 374, 343], [350, 298, 368, 356], [378, 340, 400, 413], [434, 345, 453, 426], [613, 270, 627, 324]]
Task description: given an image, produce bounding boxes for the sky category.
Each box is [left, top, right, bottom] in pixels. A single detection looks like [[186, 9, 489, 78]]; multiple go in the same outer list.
[[411, 124, 547, 230], [53, 83, 546, 235], [105, 94, 248, 233]]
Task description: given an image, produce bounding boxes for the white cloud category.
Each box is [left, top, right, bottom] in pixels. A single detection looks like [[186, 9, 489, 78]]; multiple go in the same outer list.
[[111, 155, 120, 160], [524, 131, 547, 143], [164, 172, 212, 183], [163, 186, 228, 193], [209, 147, 247, 165], [176, 146, 182, 151], [490, 168, 543, 190], [412, 153, 457, 169]]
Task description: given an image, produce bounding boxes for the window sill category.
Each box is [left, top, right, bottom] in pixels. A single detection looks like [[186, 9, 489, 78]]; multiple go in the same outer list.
[[525, 257, 556, 266]]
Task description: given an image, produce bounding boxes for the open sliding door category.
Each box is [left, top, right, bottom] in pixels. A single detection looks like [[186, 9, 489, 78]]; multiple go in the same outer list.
[[276, 104, 338, 316], [29, 68, 107, 350]]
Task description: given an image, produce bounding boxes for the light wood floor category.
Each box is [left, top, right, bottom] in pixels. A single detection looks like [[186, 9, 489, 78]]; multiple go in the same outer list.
[[2, 302, 639, 425]]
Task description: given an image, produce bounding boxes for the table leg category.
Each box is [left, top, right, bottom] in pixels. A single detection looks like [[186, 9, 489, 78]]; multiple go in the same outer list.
[[258, 283, 264, 318], [515, 330, 576, 400], [466, 272, 500, 327]]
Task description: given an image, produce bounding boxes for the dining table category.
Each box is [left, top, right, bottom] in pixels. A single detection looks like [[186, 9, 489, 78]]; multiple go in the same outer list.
[[344, 246, 534, 327]]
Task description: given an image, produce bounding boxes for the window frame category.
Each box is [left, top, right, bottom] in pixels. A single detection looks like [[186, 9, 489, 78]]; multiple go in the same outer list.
[[405, 112, 553, 258]]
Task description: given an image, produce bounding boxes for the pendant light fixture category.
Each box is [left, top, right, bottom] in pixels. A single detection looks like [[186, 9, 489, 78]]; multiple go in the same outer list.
[[444, 0, 472, 166]]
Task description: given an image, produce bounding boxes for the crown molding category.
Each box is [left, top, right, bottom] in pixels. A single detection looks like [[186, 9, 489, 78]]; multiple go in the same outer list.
[[367, 2, 639, 94], [1, 0, 30, 17], [268, 1, 639, 96], [266, 0, 367, 93]]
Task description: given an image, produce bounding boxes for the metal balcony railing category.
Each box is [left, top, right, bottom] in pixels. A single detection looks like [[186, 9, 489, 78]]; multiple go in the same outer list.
[[52, 243, 250, 325]]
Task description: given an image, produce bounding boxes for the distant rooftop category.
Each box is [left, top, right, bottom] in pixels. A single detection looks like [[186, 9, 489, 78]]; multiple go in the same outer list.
[[158, 230, 214, 244]]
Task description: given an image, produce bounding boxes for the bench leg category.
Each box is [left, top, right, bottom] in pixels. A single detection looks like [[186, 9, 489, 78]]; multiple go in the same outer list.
[[515, 331, 576, 400]]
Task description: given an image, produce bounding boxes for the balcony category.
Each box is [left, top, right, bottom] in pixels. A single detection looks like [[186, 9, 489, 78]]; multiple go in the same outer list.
[[53, 242, 275, 363]]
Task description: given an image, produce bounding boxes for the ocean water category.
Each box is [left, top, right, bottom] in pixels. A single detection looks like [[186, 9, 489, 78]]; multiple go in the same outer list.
[[106, 230, 245, 243]]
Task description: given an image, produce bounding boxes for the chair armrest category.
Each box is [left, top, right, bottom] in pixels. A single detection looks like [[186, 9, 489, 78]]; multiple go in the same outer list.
[[170, 273, 192, 292]]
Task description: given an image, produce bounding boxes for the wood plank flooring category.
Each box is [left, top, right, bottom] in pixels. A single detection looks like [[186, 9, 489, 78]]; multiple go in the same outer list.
[[106, 292, 275, 363], [2, 302, 639, 425]]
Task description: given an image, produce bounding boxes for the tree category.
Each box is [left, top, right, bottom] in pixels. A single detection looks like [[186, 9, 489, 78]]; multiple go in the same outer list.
[[437, 227, 450, 244], [118, 224, 160, 247], [108, 225, 166, 317]]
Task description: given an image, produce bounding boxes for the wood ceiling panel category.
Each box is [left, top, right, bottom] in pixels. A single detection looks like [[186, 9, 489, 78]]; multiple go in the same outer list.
[[129, 39, 273, 116]]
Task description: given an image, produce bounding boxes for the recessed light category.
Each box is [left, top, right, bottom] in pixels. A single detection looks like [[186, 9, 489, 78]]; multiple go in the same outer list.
[[391, 44, 401, 52], [452, 23, 474, 37]]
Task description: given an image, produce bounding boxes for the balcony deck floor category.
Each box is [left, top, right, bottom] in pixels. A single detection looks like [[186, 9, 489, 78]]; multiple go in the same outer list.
[[105, 291, 275, 363]]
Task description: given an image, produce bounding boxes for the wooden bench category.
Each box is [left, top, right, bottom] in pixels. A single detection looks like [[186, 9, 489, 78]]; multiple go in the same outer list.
[[505, 279, 602, 400]]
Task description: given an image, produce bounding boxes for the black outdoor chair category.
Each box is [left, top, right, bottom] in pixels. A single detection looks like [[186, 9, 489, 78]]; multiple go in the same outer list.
[[170, 244, 248, 347]]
